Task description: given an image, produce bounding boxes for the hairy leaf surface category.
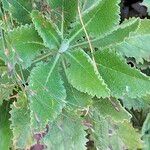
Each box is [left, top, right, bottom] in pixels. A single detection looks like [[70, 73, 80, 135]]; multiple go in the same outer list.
[[121, 95, 150, 110], [0, 64, 14, 105], [31, 10, 61, 50], [116, 20, 150, 63], [1, 0, 32, 24], [0, 25, 45, 68], [62, 72, 92, 108], [95, 49, 150, 98], [10, 92, 33, 149], [91, 111, 142, 150], [44, 112, 87, 150], [91, 114, 125, 150], [47, 0, 77, 33], [118, 121, 142, 149], [68, 0, 120, 44], [64, 49, 110, 98], [29, 56, 66, 132], [93, 98, 131, 122], [72, 19, 139, 49]]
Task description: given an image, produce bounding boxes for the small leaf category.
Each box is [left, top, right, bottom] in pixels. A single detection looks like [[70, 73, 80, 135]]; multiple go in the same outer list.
[[95, 49, 150, 98], [10, 92, 33, 149], [44, 111, 87, 150], [29, 55, 66, 132], [64, 48, 110, 98], [31, 10, 61, 50]]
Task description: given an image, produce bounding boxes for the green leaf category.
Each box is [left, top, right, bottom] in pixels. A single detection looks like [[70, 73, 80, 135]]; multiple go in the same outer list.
[[142, 0, 150, 15], [116, 20, 150, 63], [31, 10, 61, 50], [0, 65, 14, 105], [10, 92, 33, 149], [95, 49, 150, 98], [62, 71, 92, 108], [93, 98, 131, 122], [0, 101, 12, 150], [82, 0, 101, 11], [64, 49, 110, 98], [1, 0, 32, 24], [91, 112, 142, 150], [72, 18, 139, 49], [118, 121, 142, 149], [44, 111, 87, 150], [0, 50, 5, 61], [47, 0, 78, 33], [142, 113, 150, 150], [0, 25, 45, 68], [121, 95, 150, 110], [46, 0, 61, 9], [91, 115, 110, 150], [68, 0, 120, 43], [29, 55, 66, 132], [91, 114, 124, 150]]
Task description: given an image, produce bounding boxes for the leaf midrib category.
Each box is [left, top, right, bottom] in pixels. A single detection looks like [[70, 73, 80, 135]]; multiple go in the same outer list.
[[67, 52, 103, 84], [69, 0, 104, 43]]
